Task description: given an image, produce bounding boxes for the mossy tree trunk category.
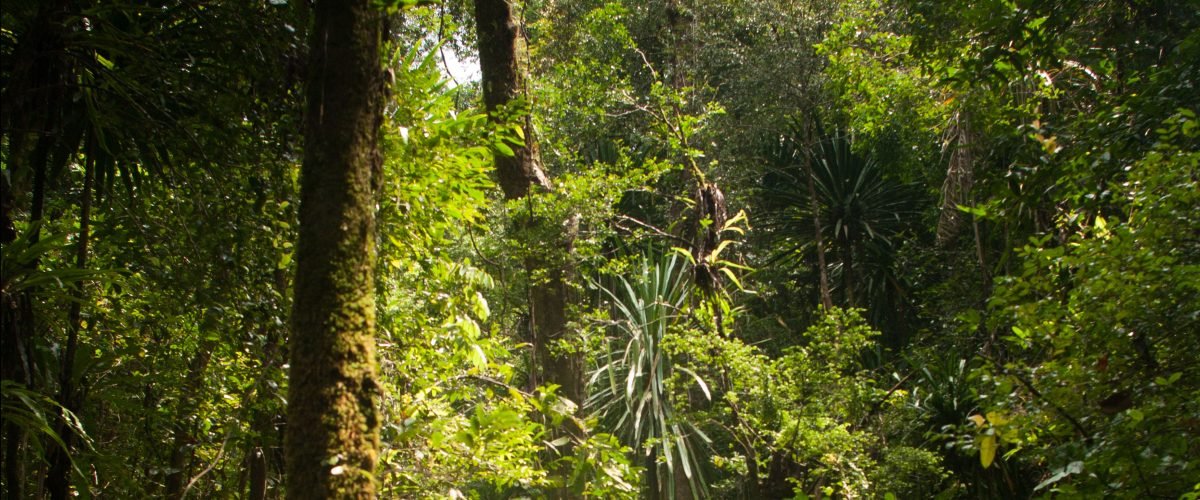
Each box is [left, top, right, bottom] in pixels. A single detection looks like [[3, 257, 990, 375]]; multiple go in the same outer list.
[[474, 0, 583, 407], [285, 0, 383, 498]]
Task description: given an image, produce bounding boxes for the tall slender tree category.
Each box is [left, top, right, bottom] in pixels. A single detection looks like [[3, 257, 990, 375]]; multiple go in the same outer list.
[[474, 0, 583, 407], [43, 139, 94, 500], [285, 0, 384, 497]]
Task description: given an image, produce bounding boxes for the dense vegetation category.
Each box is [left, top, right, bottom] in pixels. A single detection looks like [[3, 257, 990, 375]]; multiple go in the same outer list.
[[2, 0, 1197, 498]]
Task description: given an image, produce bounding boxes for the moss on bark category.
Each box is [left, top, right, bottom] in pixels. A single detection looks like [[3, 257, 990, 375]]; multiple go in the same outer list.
[[285, 0, 383, 498]]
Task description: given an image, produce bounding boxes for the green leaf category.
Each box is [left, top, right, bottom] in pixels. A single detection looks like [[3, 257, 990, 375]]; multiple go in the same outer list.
[[718, 267, 743, 289], [277, 251, 293, 270], [469, 344, 487, 371], [957, 204, 988, 217], [1034, 461, 1083, 491], [979, 434, 997, 468], [675, 366, 711, 401]]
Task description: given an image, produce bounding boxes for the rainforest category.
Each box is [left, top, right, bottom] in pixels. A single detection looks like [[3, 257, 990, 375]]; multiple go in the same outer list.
[[1, 0, 1198, 498]]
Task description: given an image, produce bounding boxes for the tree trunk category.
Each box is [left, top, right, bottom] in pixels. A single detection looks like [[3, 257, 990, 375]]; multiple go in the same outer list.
[[44, 145, 94, 500], [937, 110, 976, 246], [247, 445, 268, 500], [802, 128, 833, 310], [246, 322, 284, 500], [285, 0, 383, 498], [840, 242, 856, 308], [163, 338, 217, 499], [474, 0, 583, 408], [474, 0, 550, 200], [645, 448, 660, 498], [2, 2, 74, 495]]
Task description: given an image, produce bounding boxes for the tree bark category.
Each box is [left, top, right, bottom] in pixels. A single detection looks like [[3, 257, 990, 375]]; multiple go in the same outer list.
[[840, 240, 857, 308], [474, 0, 550, 199], [474, 0, 583, 407], [44, 145, 94, 500], [247, 445, 268, 500], [285, 0, 383, 498], [802, 128, 834, 311], [937, 110, 976, 246]]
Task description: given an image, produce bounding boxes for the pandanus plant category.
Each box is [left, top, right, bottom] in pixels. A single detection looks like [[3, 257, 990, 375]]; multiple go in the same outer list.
[[586, 252, 712, 499], [762, 123, 921, 340]]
